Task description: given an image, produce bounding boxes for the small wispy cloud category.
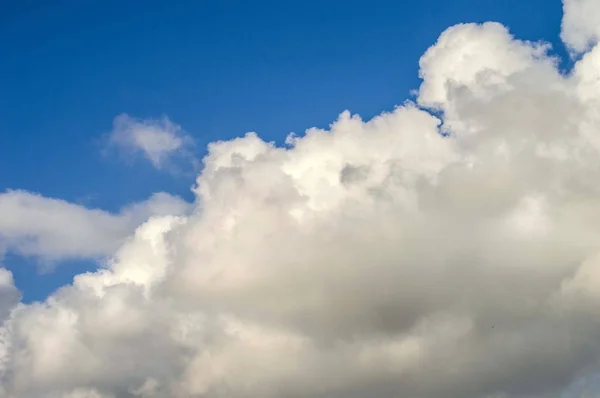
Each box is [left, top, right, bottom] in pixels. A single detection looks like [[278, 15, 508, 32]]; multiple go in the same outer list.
[[104, 114, 196, 173]]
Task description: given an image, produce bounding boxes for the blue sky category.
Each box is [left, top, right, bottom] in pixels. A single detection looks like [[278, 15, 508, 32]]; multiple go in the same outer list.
[[6, 1, 600, 397], [0, 0, 567, 303]]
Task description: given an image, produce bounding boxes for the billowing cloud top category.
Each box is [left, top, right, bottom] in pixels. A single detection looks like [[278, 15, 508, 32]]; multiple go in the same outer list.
[[4, 1, 600, 397], [561, 0, 600, 53]]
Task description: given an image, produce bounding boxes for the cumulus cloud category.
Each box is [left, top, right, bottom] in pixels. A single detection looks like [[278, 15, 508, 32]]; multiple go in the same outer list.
[[0, 190, 190, 263], [561, 0, 600, 54], [4, 1, 600, 397], [105, 114, 196, 171]]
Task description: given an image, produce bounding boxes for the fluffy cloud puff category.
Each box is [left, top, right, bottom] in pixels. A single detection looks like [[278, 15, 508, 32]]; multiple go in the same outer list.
[[561, 0, 600, 54], [4, 1, 600, 397]]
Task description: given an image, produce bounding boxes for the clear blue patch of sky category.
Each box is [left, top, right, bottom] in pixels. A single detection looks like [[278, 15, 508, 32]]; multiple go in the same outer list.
[[4, 253, 99, 303], [0, 0, 567, 302]]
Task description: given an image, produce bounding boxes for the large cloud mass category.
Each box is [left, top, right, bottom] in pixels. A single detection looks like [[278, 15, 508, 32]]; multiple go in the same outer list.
[[4, 1, 600, 397]]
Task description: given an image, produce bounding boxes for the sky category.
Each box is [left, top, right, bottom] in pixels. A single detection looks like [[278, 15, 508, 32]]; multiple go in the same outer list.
[[4, 0, 600, 397], [0, 0, 567, 302]]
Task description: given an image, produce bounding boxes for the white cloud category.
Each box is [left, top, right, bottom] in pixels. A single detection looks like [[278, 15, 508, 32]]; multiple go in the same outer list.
[[0, 190, 190, 263], [0, 268, 19, 323], [4, 1, 600, 397], [561, 0, 600, 54], [105, 114, 195, 171]]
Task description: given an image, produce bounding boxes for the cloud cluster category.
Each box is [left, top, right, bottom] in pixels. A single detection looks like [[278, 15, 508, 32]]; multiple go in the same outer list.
[[3, 1, 600, 397], [105, 114, 195, 172]]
